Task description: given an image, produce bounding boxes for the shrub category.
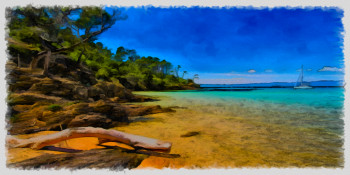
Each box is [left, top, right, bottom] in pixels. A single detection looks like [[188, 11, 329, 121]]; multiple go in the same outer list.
[[47, 104, 62, 112], [64, 101, 79, 106]]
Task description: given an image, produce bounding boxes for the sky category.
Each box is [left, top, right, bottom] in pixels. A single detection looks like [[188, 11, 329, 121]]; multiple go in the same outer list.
[[97, 6, 345, 84]]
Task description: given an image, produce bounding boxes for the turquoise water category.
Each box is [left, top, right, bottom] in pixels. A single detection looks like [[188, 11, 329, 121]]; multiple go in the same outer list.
[[131, 87, 345, 167], [134, 87, 344, 136]]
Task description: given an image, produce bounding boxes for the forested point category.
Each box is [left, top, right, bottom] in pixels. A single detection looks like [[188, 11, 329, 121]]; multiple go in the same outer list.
[[5, 6, 197, 169], [6, 6, 199, 90]]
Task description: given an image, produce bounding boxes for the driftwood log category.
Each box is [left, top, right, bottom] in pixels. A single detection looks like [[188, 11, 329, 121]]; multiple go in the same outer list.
[[8, 149, 147, 170], [6, 127, 172, 151]]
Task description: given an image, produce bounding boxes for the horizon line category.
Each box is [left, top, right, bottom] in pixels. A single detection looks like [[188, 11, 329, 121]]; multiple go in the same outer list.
[[198, 79, 344, 85]]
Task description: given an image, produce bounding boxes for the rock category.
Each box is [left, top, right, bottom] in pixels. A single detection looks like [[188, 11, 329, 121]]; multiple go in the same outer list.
[[29, 77, 62, 94], [74, 86, 88, 100], [68, 114, 112, 128], [88, 81, 134, 101], [8, 119, 47, 135], [89, 100, 114, 114], [131, 95, 154, 102], [8, 105, 47, 135], [109, 106, 128, 122], [75, 67, 97, 85], [48, 56, 97, 86], [40, 110, 74, 126], [8, 103, 77, 135], [66, 103, 91, 115], [8, 76, 41, 92], [125, 105, 174, 116], [12, 105, 32, 112], [48, 56, 72, 76], [181, 131, 200, 137], [12, 105, 45, 123], [7, 93, 63, 106], [6, 67, 42, 92], [88, 86, 104, 100]]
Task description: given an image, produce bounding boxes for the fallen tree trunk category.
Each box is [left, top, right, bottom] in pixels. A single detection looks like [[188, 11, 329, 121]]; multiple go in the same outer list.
[[6, 127, 172, 151], [8, 148, 147, 170]]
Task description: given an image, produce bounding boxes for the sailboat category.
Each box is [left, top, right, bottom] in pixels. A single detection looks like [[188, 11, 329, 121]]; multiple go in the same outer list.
[[294, 65, 312, 89]]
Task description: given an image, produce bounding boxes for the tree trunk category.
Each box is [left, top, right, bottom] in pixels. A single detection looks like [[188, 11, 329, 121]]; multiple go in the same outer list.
[[6, 127, 172, 151], [8, 149, 147, 169], [76, 48, 85, 65], [43, 50, 51, 76], [30, 54, 45, 70]]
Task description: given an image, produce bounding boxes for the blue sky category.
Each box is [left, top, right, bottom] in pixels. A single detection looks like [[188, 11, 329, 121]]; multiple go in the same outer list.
[[97, 7, 344, 84]]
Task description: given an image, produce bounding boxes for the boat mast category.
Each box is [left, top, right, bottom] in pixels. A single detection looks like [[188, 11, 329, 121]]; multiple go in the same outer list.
[[301, 65, 304, 86]]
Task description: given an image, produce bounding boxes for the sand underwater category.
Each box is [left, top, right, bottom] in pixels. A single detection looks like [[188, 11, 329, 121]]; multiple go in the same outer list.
[[7, 88, 344, 169], [122, 88, 344, 168]]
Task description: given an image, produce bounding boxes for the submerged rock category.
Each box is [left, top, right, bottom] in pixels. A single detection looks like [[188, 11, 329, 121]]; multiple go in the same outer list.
[[181, 131, 200, 137], [125, 105, 174, 116]]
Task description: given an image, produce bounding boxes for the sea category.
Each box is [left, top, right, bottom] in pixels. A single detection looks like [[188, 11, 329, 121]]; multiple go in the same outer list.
[[125, 81, 345, 167]]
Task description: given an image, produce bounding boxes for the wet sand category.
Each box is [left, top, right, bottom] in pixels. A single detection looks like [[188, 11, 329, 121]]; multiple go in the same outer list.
[[116, 108, 343, 168], [116, 91, 344, 168]]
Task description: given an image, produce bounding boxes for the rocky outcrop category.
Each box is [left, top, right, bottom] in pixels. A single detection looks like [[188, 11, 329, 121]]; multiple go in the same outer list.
[[6, 58, 133, 102], [88, 81, 134, 101], [6, 59, 173, 135], [68, 114, 112, 128], [7, 92, 65, 106], [7, 100, 174, 135]]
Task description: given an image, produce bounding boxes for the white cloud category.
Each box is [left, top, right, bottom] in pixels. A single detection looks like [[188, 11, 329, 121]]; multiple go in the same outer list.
[[264, 69, 273, 73], [248, 69, 256, 73], [318, 66, 344, 72]]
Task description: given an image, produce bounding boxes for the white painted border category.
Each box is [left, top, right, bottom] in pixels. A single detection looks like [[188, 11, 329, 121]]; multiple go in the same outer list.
[[1, 1, 349, 175]]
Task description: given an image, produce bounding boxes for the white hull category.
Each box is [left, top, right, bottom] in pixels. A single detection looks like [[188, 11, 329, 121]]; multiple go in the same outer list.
[[294, 86, 312, 89]]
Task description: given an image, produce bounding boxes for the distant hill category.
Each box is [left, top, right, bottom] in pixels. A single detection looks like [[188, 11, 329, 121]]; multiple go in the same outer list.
[[200, 80, 344, 88]]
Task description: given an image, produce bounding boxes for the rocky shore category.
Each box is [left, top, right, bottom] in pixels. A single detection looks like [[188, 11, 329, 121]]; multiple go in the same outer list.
[[5, 57, 177, 169]]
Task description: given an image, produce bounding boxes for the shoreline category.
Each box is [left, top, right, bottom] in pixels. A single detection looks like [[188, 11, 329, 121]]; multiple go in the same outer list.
[[6, 89, 344, 169], [119, 90, 344, 168]]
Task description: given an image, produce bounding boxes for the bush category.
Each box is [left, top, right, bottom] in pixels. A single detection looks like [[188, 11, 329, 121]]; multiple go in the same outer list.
[[47, 104, 63, 112], [96, 67, 110, 80]]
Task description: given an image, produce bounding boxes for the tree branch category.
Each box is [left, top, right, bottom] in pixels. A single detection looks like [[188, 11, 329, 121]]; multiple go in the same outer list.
[[6, 127, 172, 151]]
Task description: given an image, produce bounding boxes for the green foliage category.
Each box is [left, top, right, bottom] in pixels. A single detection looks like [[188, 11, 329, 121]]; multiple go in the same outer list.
[[73, 41, 195, 90], [63, 101, 79, 106], [47, 104, 63, 112], [6, 6, 197, 90], [6, 6, 123, 68], [96, 67, 110, 80]]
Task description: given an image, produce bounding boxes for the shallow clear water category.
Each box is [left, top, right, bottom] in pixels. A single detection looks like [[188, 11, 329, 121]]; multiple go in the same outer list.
[[122, 88, 344, 168], [135, 88, 344, 134]]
